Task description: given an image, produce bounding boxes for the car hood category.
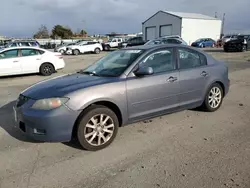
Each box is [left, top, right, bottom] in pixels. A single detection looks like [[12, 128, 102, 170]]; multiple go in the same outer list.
[[22, 73, 118, 99]]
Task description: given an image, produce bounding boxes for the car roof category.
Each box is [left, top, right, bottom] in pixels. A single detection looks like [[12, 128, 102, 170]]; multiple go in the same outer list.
[[0, 46, 45, 51], [123, 44, 208, 55]]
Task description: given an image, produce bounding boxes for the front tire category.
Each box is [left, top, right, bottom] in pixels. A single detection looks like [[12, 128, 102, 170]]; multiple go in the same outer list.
[[77, 105, 119, 151], [73, 49, 80, 55], [94, 48, 101, 54], [40, 63, 55, 76], [203, 83, 223, 112]]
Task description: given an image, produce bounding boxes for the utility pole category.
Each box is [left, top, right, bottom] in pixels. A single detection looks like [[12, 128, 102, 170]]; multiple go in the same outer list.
[[221, 13, 226, 38], [215, 12, 218, 18]]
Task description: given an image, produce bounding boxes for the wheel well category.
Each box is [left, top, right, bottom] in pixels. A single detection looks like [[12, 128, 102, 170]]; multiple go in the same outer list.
[[71, 101, 123, 139], [215, 81, 225, 97]]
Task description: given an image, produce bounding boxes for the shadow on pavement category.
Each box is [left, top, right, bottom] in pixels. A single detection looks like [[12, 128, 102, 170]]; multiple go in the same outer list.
[[0, 100, 41, 143]]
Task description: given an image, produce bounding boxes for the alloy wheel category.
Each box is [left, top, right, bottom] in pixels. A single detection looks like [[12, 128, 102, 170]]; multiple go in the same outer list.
[[208, 87, 222, 109], [84, 114, 115, 146]]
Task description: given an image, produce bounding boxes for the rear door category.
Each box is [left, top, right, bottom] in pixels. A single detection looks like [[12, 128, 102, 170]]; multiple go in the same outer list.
[[19, 48, 43, 73], [177, 47, 209, 107], [0, 49, 22, 76]]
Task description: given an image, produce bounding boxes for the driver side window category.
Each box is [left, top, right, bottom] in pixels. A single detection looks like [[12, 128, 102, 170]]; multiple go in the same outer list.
[[140, 48, 175, 74]]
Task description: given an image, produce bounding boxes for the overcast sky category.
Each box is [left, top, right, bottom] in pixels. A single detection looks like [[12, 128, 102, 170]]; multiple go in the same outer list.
[[1, 0, 250, 37]]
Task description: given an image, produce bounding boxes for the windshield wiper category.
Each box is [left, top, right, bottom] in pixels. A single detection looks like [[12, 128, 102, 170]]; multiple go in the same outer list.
[[78, 70, 100, 76]]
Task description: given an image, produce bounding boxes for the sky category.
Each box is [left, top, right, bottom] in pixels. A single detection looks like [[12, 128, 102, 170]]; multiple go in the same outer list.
[[1, 0, 250, 37]]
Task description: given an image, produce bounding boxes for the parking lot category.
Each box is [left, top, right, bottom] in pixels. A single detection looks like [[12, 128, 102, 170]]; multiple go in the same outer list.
[[0, 49, 250, 188]]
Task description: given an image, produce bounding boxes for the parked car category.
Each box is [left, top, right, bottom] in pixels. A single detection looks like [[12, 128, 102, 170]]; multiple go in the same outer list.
[[118, 37, 145, 48], [145, 38, 188, 45], [66, 41, 103, 55], [54, 42, 76, 54], [223, 35, 250, 52], [13, 44, 229, 151], [102, 38, 125, 51], [191, 38, 216, 48], [1, 40, 40, 49], [0, 47, 65, 77]]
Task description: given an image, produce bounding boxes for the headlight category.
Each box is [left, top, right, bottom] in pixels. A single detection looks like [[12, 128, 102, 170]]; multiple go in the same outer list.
[[31, 98, 69, 110]]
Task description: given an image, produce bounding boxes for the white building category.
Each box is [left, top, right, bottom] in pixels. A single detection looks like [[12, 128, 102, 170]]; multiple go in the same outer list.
[[142, 11, 222, 44]]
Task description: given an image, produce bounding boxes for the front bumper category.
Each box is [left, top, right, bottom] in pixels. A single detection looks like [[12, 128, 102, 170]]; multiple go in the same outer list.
[[13, 98, 80, 142]]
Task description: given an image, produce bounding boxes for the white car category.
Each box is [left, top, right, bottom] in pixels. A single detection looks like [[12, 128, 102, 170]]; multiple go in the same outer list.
[[54, 42, 76, 54], [0, 47, 65, 77], [66, 41, 103, 55]]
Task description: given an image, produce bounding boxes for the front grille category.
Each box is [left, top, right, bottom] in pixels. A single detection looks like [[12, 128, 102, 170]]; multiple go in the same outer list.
[[16, 94, 30, 107]]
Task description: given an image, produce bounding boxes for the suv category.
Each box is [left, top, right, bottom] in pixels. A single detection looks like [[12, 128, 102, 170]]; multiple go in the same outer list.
[[102, 38, 124, 51], [66, 41, 103, 55], [145, 37, 188, 46], [118, 37, 145, 48], [224, 35, 250, 52], [222, 35, 238, 44], [3, 41, 40, 49]]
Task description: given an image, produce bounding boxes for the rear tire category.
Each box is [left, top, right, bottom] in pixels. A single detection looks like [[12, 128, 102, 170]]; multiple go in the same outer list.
[[202, 83, 223, 112], [40, 63, 55, 76], [73, 49, 80, 55], [77, 105, 119, 151]]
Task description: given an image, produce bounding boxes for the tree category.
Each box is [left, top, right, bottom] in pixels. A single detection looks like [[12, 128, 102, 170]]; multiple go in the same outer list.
[[80, 29, 87, 36], [33, 25, 50, 39], [51, 25, 73, 39]]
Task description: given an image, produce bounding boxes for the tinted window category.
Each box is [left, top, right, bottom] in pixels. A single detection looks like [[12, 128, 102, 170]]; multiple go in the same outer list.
[[178, 48, 206, 69], [141, 49, 175, 74], [0, 49, 19, 59], [21, 49, 39, 56], [118, 39, 122, 42], [167, 39, 182, 44]]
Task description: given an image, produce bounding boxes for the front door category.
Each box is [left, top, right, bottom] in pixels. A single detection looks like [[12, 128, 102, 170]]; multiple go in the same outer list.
[[19, 48, 42, 73], [177, 47, 209, 107], [0, 49, 22, 76], [126, 48, 180, 121]]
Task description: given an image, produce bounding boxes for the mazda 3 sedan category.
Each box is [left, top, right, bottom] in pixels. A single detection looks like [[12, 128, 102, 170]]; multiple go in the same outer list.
[[13, 44, 230, 151]]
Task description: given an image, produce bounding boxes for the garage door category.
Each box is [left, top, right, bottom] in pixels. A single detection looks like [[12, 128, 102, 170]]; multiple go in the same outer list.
[[146, 27, 156, 41], [160, 25, 172, 37]]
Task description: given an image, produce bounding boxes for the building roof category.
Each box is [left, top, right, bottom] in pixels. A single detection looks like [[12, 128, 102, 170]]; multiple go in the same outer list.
[[163, 11, 219, 20], [142, 11, 220, 24]]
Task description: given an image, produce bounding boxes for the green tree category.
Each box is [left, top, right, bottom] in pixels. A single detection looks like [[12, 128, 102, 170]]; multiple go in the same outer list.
[[51, 25, 73, 39], [80, 29, 87, 36], [33, 25, 50, 39]]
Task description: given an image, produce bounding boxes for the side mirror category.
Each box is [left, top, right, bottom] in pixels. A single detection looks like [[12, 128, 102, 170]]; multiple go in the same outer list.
[[134, 66, 154, 76]]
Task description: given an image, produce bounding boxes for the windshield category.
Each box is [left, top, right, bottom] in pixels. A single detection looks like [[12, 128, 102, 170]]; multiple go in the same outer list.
[[80, 49, 144, 77]]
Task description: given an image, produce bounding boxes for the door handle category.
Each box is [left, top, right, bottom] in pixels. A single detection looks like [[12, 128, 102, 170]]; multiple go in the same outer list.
[[167, 76, 178, 82], [13, 60, 19, 63], [36, 58, 41, 60], [201, 71, 208, 77]]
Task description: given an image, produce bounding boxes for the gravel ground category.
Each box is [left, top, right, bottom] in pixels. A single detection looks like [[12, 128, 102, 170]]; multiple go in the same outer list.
[[0, 49, 250, 188]]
